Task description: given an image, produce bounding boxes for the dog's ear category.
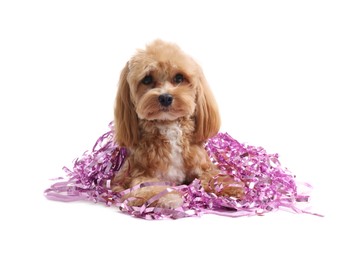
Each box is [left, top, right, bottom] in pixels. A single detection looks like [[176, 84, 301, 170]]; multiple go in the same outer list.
[[194, 67, 221, 143], [114, 62, 139, 147]]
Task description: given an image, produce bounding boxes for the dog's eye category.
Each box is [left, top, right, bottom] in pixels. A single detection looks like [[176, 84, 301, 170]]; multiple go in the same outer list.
[[173, 73, 184, 84], [142, 75, 153, 85]]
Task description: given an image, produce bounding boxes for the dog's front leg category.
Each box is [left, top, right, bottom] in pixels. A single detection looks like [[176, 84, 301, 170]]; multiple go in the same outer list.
[[199, 166, 245, 199], [122, 177, 183, 209]]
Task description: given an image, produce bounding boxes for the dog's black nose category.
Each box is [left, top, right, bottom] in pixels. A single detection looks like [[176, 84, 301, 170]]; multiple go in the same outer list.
[[158, 94, 173, 107]]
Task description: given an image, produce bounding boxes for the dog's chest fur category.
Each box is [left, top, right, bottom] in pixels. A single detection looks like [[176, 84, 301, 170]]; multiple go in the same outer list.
[[157, 122, 185, 183]]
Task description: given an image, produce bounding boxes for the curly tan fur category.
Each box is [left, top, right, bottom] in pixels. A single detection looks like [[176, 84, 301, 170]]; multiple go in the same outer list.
[[111, 40, 243, 208]]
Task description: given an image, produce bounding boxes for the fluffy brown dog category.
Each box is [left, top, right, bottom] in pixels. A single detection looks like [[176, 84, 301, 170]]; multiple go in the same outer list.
[[111, 39, 243, 208]]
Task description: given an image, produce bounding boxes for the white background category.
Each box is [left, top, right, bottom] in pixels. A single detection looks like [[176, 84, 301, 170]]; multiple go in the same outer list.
[[1, 0, 355, 259]]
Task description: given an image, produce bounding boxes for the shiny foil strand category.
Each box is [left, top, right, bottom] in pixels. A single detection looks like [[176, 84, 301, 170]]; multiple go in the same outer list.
[[44, 123, 319, 219]]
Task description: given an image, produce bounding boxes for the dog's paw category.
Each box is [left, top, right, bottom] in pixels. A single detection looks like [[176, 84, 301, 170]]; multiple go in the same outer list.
[[157, 193, 184, 209], [213, 176, 245, 199], [218, 184, 245, 199]]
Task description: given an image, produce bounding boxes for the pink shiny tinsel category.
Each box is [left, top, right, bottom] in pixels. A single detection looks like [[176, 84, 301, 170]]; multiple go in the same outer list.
[[45, 123, 318, 219]]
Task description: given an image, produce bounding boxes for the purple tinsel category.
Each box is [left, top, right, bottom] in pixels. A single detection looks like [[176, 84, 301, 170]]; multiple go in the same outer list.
[[45, 123, 319, 219]]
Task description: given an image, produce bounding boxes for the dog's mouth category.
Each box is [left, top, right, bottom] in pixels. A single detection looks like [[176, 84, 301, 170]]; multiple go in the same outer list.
[[160, 107, 170, 112], [145, 107, 186, 121]]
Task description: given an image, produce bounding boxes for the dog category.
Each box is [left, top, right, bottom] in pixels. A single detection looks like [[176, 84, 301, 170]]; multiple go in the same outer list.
[[111, 39, 244, 208]]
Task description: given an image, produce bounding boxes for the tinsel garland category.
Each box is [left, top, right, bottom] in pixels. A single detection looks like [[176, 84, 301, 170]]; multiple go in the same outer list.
[[45, 123, 320, 219]]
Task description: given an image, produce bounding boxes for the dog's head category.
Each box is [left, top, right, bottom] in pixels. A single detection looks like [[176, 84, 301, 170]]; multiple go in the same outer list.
[[114, 39, 220, 147]]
